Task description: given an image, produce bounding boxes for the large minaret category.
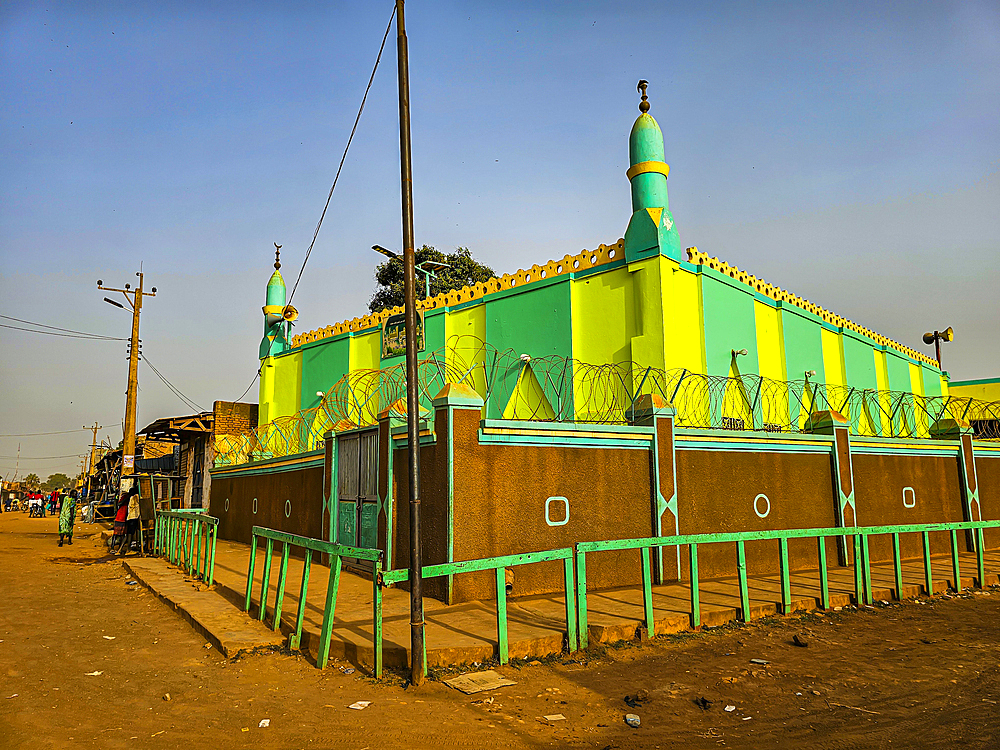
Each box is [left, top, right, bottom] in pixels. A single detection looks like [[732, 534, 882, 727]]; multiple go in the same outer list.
[[624, 80, 682, 262], [259, 244, 291, 359]]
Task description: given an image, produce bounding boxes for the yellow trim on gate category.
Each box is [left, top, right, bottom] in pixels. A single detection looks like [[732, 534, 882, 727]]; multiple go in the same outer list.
[[626, 160, 670, 181]]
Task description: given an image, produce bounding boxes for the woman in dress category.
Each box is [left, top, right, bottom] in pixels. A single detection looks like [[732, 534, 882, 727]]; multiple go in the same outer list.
[[58, 489, 78, 547]]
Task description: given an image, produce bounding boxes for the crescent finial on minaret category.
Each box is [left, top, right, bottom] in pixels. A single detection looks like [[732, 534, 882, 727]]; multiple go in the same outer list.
[[637, 79, 650, 113], [274, 242, 282, 270]]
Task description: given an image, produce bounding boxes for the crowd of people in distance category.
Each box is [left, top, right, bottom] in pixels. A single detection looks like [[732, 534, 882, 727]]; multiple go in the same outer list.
[[3, 482, 148, 555], [3, 487, 82, 546]]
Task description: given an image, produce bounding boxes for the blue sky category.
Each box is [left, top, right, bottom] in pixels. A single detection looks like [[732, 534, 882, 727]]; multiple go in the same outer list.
[[1, 0, 998, 476]]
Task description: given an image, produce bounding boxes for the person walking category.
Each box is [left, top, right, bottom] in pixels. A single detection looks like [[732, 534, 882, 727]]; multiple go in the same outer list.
[[58, 489, 78, 547]]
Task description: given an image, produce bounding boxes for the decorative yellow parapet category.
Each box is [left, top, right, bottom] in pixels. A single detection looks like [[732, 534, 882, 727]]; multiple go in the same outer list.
[[685, 247, 936, 366], [290, 240, 626, 348]]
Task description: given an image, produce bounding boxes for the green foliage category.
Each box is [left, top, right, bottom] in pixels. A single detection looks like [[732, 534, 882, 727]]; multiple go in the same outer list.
[[368, 246, 497, 313], [42, 473, 71, 491], [23, 473, 40, 489]]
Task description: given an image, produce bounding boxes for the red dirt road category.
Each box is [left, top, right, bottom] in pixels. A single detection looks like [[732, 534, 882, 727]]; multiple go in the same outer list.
[[2, 512, 999, 749]]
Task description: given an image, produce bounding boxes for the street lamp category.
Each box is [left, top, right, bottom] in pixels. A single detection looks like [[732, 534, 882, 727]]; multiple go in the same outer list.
[[372, 245, 450, 299], [922, 327, 954, 368]]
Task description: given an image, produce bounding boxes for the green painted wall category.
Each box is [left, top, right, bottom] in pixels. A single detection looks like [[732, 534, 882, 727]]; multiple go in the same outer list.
[[921, 363, 944, 398], [885, 352, 912, 394], [780, 308, 825, 384], [300, 336, 350, 412], [484, 279, 573, 419], [701, 274, 759, 378]]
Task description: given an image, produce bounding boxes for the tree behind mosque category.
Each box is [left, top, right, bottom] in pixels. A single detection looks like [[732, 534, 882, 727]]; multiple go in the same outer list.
[[368, 246, 496, 313]]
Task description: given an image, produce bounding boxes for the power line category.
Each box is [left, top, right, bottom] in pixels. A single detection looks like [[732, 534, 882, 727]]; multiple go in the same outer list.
[[0, 453, 85, 459], [234, 368, 261, 403], [0, 314, 126, 340], [141, 354, 205, 413], [0, 323, 125, 341], [0, 428, 87, 437], [287, 4, 396, 305], [0, 423, 122, 438]]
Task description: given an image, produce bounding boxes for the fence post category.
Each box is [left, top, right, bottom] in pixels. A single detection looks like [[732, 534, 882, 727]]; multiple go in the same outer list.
[[373, 558, 383, 678], [689, 543, 700, 629], [853, 535, 864, 605], [245, 533, 258, 613], [640, 547, 654, 639], [736, 541, 750, 621], [575, 548, 588, 650], [562, 556, 577, 652], [291, 549, 312, 651], [861, 534, 872, 605], [258, 537, 274, 622], [316, 553, 343, 669], [976, 527, 986, 588], [950, 529, 962, 591], [193, 519, 201, 576], [272, 541, 290, 632], [922, 530, 933, 595], [778, 537, 791, 614], [495, 567, 509, 665], [892, 533, 903, 600], [817, 537, 830, 610], [208, 524, 217, 587]]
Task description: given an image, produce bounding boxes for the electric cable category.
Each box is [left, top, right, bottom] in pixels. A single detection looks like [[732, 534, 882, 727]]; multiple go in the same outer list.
[[0, 322, 125, 340], [234, 368, 261, 403], [0, 453, 85, 460], [141, 355, 205, 413], [287, 3, 396, 305]]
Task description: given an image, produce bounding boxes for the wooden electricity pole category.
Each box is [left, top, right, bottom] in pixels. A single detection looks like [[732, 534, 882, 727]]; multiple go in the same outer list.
[[84, 421, 102, 482], [98, 272, 156, 476]]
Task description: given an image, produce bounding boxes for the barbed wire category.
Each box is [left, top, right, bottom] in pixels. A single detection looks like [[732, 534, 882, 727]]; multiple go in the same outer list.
[[212, 336, 1000, 466]]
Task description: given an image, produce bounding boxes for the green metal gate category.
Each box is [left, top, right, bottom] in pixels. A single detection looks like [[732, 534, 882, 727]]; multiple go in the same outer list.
[[336, 429, 379, 559]]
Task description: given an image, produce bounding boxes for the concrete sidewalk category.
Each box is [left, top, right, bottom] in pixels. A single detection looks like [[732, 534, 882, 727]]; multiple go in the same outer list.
[[128, 535, 1000, 674]]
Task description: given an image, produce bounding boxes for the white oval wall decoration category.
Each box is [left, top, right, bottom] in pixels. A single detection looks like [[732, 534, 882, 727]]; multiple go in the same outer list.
[[225, 498, 229, 512], [753, 493, 771, 519], [252, 497, 258, 515], [285, 499, 292, 518], [903, 486, 916, 508], [545, 496, 570, 527]]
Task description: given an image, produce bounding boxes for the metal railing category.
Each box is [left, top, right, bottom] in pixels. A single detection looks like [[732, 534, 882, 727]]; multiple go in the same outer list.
[[245, 526, 383, 672], [575, 519, 1000, 649], [154, 509, 219, 586], [382, 548, 578, 673]]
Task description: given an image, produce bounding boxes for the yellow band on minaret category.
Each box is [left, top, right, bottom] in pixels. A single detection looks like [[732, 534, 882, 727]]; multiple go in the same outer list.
[[626, 160, 670, 181]]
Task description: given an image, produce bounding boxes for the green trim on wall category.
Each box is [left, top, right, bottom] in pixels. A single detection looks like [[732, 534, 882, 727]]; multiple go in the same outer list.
[[210, 449, 325, 478]]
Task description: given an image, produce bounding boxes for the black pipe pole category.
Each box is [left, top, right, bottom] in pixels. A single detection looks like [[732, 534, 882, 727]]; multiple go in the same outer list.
[[395, 0, 425, 686]]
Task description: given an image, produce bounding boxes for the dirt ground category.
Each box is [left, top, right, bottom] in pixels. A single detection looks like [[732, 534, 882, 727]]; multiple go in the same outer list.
[[2, 512, 999, 750]]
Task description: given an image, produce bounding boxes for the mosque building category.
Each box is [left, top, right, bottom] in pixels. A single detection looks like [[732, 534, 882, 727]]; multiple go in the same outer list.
[[208, 84, 993, 605], [253, 83, 947, 437]]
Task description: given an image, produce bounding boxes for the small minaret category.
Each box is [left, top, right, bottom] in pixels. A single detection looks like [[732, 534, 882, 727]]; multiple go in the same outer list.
[[624, 81, 682, 262], [259, 244, 290, 359]]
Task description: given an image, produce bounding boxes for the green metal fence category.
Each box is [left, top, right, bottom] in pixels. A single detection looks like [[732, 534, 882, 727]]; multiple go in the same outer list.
[[575, 519, 1000, 649], [245, 526, 384, 673], [154, 509, 219, 586], [381, 548, 578, 673]]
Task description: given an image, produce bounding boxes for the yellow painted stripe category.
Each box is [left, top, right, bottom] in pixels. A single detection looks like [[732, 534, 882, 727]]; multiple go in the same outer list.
[[675, 434, 829, 447], [482, 428, 650, 441], [626, 160, 670, 181]]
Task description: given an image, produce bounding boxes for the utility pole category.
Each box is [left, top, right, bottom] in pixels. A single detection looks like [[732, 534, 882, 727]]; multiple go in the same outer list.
[[395, 0, 425, 687], [98, 272, 156, 477], [84, 422, 102, 488]]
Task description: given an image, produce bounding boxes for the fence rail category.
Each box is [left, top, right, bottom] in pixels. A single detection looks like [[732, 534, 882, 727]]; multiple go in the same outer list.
[[239, 519, 999, 678], [245, 526, 384, 673], [381, 547, 577, 671], [154, 509, 218, 586], [575, 519, 1000, 649]]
